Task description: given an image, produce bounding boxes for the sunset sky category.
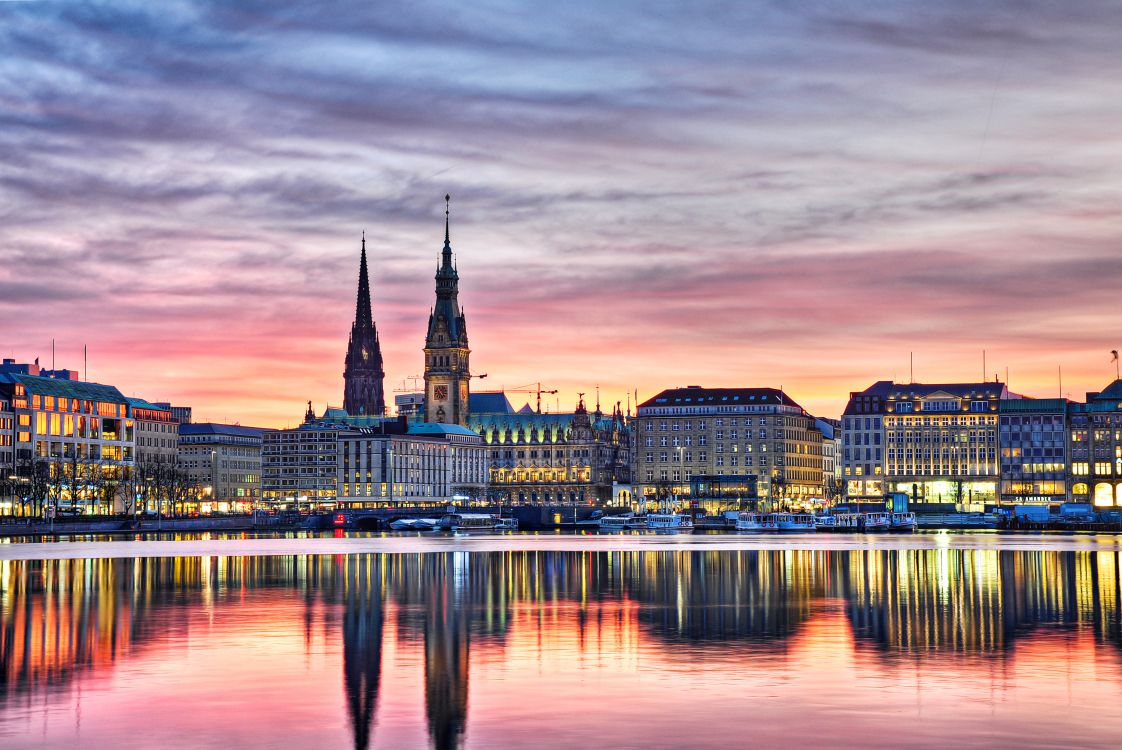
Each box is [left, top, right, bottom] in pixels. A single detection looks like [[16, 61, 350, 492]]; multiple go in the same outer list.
[[2, 1, 1121, 427]]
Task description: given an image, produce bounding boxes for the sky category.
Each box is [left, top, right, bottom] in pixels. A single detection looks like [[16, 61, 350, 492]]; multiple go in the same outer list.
[[1, 0, 1121, 427]]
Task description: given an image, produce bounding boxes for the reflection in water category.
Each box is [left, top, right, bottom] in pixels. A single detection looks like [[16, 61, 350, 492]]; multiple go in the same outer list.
[[2, 548, 1122, 748]]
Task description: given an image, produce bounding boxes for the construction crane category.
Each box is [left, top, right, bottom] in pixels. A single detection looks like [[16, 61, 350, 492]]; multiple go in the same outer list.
[[504, 382, 558, 414]]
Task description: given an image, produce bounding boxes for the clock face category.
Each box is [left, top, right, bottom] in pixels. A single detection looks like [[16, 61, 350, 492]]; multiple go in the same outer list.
[[434, 385, 448, 400], [361, 346, 369, 361]]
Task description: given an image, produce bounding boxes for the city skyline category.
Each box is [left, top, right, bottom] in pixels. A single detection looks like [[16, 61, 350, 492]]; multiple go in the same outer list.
[[3, 2, 1122, 427]]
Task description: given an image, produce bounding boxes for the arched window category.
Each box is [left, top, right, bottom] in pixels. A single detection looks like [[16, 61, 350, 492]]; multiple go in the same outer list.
[[1094, 482, 1114, 507]]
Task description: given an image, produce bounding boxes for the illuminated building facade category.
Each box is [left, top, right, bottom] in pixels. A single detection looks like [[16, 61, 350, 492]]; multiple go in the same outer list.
[[998, 398, 1069, 505], [1069, 379, 1122, 507], [469, 394, 630, 505], [0, 363, 135, 514], [337, 431, 458, 505], [841, 380, 890, 500], [423, 197, 472, 426], [126, 398, 178, 464], [633, 386, 824, 504], [883, 382, 1011, 507], [262, 418, 353, 507], [177, 423, 267, 509]]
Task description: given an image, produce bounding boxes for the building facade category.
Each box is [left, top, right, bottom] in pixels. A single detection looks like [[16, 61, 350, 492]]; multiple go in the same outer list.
[[177, 423, 267, 510], [337, 431, 451, 506], [424, 196, 471, 426], [0, 365, 136, 515], [882, 382, 1009, 507], [469, 394, 630, 505], [998, 398, 1069, 505], [262, 421, 351, 508], [127, 398, 179, 465], [343, 234, 387, 417], [633, 386, 824, 506], [840, 380, 891, 500], [1070, 379, 1122, 508]]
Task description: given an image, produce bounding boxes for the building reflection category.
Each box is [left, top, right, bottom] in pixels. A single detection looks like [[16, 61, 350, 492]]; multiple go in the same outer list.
[[2, 546, 1122, 747]]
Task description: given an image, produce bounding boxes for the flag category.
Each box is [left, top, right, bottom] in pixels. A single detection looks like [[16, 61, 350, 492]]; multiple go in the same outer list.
[[1113, 350, 1120, 362]]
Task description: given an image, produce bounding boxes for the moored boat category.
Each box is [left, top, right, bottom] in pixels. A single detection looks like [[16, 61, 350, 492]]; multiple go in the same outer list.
[[861, 511, 892, 532], [735, 512, 777, 531], [814, 515, 839, 531], [600, 513, 645, 530], [646, 513, 694, 532], [769, 513, 816, 532], [389, 517, 440, 531], [439, 512, 503, 531], [890, 512, 916, 531]]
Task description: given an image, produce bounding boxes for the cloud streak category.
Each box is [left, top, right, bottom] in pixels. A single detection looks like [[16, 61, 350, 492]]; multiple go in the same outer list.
[[1, 0, 1121, 425]]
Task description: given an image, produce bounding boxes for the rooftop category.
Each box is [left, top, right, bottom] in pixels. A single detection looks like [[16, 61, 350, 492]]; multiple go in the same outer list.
[[638, 386, 803, 411], [2, 373, 129, 404], [179, 423, 269, 439]]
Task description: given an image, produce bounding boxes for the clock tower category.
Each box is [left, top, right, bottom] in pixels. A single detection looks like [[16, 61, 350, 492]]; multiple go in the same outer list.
[[343, 232, 386, 416], [424, 195, 471, 426]]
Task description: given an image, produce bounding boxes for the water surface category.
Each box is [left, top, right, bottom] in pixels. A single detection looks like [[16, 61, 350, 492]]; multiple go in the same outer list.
[[2, 542, 1121, 748]]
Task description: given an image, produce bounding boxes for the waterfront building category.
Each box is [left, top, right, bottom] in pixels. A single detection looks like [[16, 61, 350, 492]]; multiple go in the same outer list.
[[882, 382, 1010, 508], [0, 364, 136, 514], [177, 423, 267, 510], [998, 398, 1069, 505], [424, 196, 472, 426], [1069, 379, 1122, 507], [469, 393, 630, 505], [0, 392, 14, 513], [126, 398, 178, 464], [633, 386, 824, 505], [337, 430, 452, 506], [343, 234, 387, 417], [840, 380, 891, 500], [261, 417, 353, 508]]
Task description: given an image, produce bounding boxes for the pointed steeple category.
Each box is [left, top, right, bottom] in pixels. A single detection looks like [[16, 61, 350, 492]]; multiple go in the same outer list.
[[344, 232, 385, 417], [355, 230, 373, 330]]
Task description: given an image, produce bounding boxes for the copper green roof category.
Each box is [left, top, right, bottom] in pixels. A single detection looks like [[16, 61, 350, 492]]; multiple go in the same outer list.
[[7, 373, 128, 404]]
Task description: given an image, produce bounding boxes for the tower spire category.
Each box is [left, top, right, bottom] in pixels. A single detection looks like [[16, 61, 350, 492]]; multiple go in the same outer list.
[[344, 232, 385, 416]]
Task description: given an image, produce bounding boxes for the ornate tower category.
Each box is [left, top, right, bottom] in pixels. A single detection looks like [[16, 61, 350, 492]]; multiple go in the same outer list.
[[343, 233, 386, 416], [424, 195, 471, 425]]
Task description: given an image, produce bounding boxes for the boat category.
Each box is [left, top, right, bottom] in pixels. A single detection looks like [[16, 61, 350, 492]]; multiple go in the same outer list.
[[599, 513, 644, 530], [834, 513, 863, 531], [814, 515, 839, 531], [769, 513, 816, 532], [735, 512, 777, 531], [646, 513, 694, 532], [439, 512, 502, 531], [495, 517, 519, 531], [861, 512, 892, 532], [389, 517, 440, 531], [890, 512, 916, 531]]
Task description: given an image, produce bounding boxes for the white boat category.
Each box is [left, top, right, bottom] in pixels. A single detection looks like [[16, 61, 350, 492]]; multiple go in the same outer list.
[[735, 512, 777, 531], [769, 513, 816, 532], [646, 513, 694, 532], [815, 515, 839, 531], [600, 514, 644, 530], [890, 512, 916, 531], [439, 512, 501, 531], [834, 513, 863, 531], [389, 517, 440, 531], [495, 517, 519, 531], [861, 512, 892, 532]]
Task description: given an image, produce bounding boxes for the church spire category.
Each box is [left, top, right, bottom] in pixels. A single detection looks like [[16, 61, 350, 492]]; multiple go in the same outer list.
[[355, 230, 373, 329], [344, 232, 385, 417]]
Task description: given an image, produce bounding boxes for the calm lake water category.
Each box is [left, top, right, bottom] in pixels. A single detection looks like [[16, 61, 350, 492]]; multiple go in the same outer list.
[[2, 538, 1122, 749]]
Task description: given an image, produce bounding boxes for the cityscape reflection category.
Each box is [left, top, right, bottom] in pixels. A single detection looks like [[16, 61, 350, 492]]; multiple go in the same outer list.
[[2, 549, 1122, 748]]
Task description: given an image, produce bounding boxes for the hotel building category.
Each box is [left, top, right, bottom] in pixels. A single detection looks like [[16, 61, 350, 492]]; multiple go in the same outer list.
[[632, 386, 824, 505], [1069, 379, 1122, 508], [840, 381, 891, 500], [882, 382, 1010, 508]]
